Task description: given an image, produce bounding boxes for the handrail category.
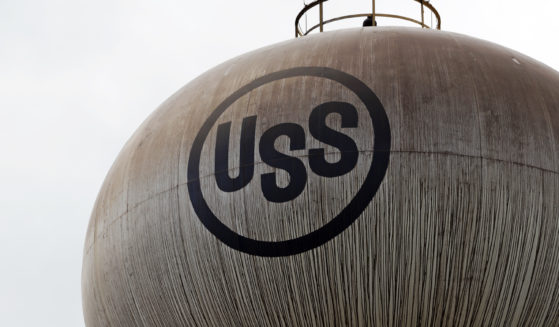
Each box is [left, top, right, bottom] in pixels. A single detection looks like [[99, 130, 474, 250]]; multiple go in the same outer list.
[[415, 0, 441, 29], [295, 0, 441, 37], [295, 0, 328, 37]]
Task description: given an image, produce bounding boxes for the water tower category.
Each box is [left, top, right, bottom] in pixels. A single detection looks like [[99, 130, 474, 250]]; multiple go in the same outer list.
[[82, 1, 559, 325]]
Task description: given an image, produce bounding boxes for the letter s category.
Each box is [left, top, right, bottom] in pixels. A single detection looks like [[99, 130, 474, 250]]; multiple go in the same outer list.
[[308, 101, 359, 177], [259, 123, 307, 203]]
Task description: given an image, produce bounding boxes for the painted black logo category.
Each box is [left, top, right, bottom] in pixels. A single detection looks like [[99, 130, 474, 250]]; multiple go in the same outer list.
[[188, 67, 391, 257], [215, 101, 359, 203]]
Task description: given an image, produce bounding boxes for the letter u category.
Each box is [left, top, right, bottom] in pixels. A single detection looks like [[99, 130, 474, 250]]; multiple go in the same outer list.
[[214, 115, 257, 192]]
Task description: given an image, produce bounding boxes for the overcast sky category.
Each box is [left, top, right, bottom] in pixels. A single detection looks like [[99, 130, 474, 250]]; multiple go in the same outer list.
[[0, 1, 558, 326]]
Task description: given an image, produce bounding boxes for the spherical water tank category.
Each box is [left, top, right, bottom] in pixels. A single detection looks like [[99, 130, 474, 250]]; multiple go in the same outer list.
[[82, 27, 559, 326]]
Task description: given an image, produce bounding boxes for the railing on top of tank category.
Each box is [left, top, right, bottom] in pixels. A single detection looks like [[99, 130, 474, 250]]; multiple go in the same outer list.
[[295, 0, 441, 37]]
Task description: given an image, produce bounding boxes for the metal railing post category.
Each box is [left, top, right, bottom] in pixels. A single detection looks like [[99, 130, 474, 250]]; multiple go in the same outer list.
[[319, 2, 324, 32], [420, 0, 424, 28], [372, 0, 376, 25]]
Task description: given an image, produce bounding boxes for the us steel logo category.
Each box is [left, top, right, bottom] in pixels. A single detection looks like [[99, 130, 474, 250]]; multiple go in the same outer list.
[[188, 67, 391, 257]]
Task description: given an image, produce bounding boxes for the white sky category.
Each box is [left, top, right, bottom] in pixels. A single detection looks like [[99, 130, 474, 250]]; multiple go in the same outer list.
[[0, 1, 557, 326]]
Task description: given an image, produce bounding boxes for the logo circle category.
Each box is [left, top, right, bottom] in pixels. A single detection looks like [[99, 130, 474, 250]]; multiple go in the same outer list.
[[187, 67, 391, 257]]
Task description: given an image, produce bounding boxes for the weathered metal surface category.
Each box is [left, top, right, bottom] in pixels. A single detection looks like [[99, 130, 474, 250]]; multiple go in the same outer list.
[[83, 27, 559, 326]]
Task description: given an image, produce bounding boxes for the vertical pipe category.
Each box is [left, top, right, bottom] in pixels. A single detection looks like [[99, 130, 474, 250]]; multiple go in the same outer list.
[[372, 0, 376, 26], [319, 2, 324, 32], [420, 0, 425, 28]]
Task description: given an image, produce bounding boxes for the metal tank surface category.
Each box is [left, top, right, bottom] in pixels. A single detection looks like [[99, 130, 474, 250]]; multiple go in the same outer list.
[[82, 27, 559, 326]]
